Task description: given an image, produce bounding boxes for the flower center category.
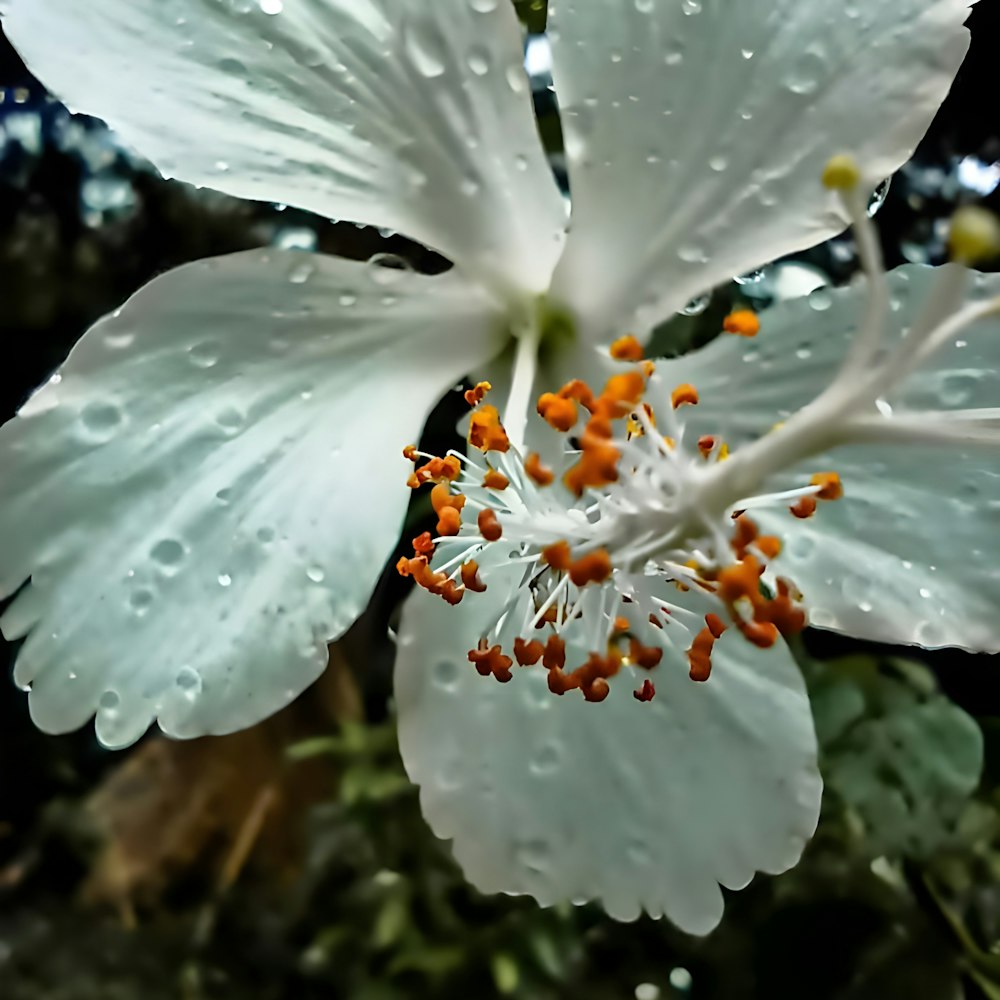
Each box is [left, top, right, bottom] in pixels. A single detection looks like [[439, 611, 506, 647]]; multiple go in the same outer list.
[[398, 330, 845, 704], [400, 156, 1000, 707]]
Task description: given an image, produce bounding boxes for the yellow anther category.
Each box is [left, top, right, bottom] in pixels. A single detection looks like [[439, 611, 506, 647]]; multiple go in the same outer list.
[[949, 206, 1000, 265], [822, 154, 862, 191]]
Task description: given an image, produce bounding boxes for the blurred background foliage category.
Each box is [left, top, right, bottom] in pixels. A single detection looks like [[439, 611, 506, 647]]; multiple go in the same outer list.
[[2, 2, 1000, 998]]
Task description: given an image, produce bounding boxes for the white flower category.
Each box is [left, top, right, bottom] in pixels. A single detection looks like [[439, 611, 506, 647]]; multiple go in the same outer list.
[[0, 0, 978, 927], [396, 176, 1000, 930]]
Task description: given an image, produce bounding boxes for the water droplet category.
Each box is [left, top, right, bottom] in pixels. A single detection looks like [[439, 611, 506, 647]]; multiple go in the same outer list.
[[366, 253, 411, 286], [529, 742, 562, 776], [867, 176, 892, 217], [259, 0, 283, 14], [514, 838, 551, 875], [288, 259, 316, 284], [433, 660, 460, 692], [808, 287, 833, 312], [129, 589, 154, 615], [677, 243, 708, 265], [218, 56, 247, 76], [257, 526, 276, 544], [796, 345, 813, 360], [175, 666, 202, 696], [338, 292, 358, 307], [104, 330, 135, 350], [634, 0, 654, 11], [681, 0, 702, 13], [469, 0, 498, 11], [79, 401, 123, 440], [218, 573, 233, 588], [679, 293, 710, 316], [189, 341, 220, 368], [785, 47, 826, 95], [216, 488, 233, 506], [735, 268, 766, 285], [306, 565, 325, 583], [151, 539, 185, 570], [741, 48, 755, 60], [216, 406, 246, 433], [919, 587, 932, 599], [99, 690, 120, 711], [404, 21, 447, 78], [939, 373, 978, 407], [708, 155, 728, 173], [467, 47, 491, 76]]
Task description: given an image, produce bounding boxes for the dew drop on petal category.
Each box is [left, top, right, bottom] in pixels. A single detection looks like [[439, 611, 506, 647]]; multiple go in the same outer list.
[[808, 287, 833, 312], [151, 539, 185, 570], [679, 293, 710, 316]]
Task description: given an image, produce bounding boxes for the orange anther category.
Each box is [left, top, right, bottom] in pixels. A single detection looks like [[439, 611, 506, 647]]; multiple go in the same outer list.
[[468, 405, 511, 453], [563, 420, 621, 496], [547, 667, 577, 695], [671, 383, 700, 409], [439, 579, 465, 606], [755, 535, 782, 559], [584, 678, 611, 703], [468, 639, 513, 683], [430, 483, 466, 515], [687, 626, 717, 682], [513, 637, 545, 666], [610, 334, 645, 361], [412, 532, 435, 556], [732, 515, 759, 559], [569, 549, 613, 587], [738, 619, 779, 649], [557, 379, 597, 412], [537, 393, 579, 432], [414, 455, 461, 484], [811, 471, 843, 501], [599, 371, 647, 418], [717, 556, 765, 605], [525, 451, 555, 486], [478, 508, 503, 542], [406, 472, 422, 489], [482, 468, 510, 490], [790, 496, 818, 519], [535, 607, 559, 627], [698, 435, 717, 458], [543, 635, 567, 671], [461, 560, 487, 593], [614, 616, 630, 633], [629, 638, 664, 670], [396, 556, 412, 578], [464, 381, 492, 407], [633, 679, 656, 702], [437, 505, 462, 537], [723, 310, 761, 338], [403, 444, 419, 462], [542, 540, 572, 572], [705, 613, 728, 639]]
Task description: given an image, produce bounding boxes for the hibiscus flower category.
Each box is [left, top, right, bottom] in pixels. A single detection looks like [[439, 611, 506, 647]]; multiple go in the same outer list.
[[0, 0, 980, 930]]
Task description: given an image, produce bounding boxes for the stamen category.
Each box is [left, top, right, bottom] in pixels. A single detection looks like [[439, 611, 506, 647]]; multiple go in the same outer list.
[[671, 383, 700, 408], [610, 334, 645, 361], [722, 310, 761, 338]]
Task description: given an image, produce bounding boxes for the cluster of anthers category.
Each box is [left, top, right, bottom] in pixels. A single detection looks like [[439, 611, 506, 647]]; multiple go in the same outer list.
[[398, 322, 844, 705], [399, 154, 1000, 706]]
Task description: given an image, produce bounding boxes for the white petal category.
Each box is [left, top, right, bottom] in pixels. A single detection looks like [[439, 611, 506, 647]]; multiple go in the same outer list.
[[548, 0, 973, 339], [0, 250, 505, 747], [2, 0, 565, 294], [660, 265, 1000, 651], [395, 561, 820, 932]]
